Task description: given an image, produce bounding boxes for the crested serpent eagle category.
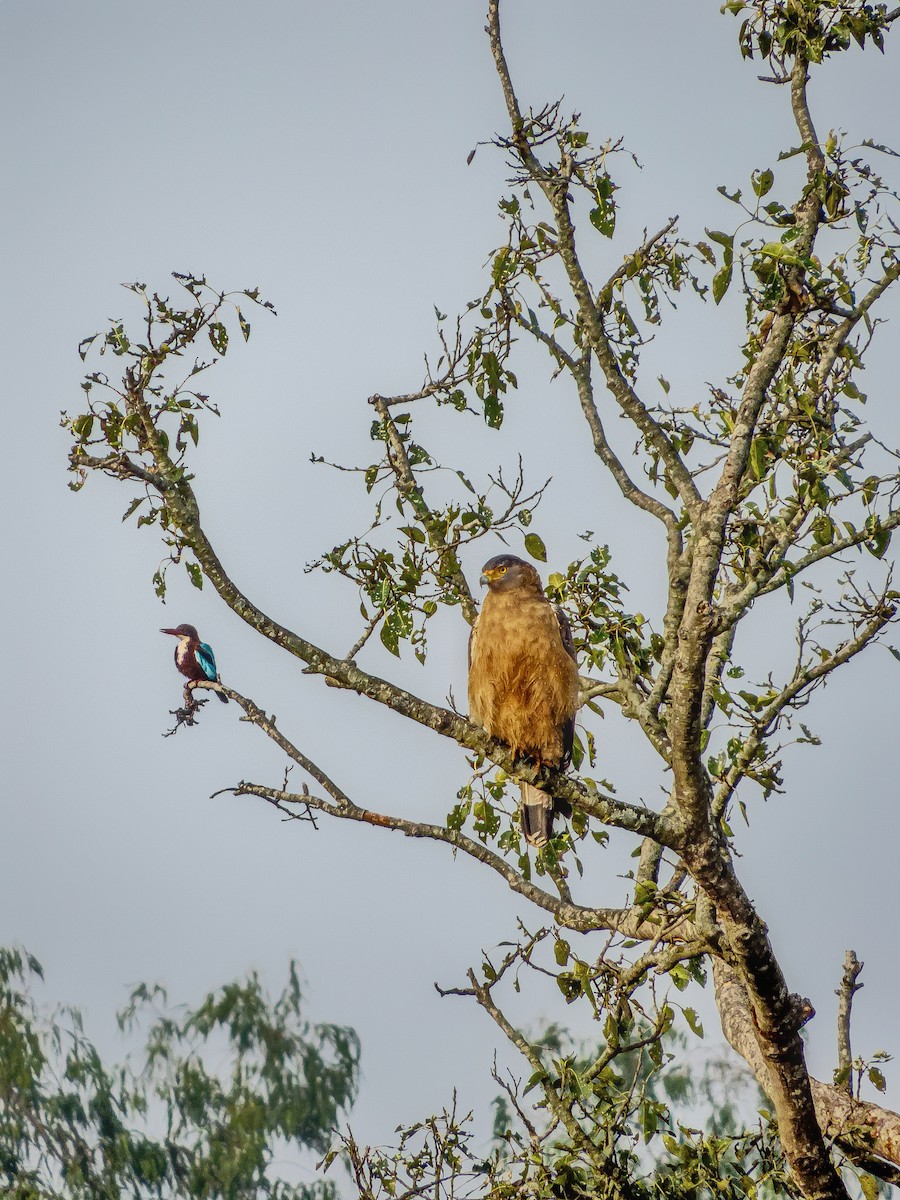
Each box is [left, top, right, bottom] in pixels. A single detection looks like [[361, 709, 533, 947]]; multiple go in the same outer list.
[[468, 554, 580, 847]]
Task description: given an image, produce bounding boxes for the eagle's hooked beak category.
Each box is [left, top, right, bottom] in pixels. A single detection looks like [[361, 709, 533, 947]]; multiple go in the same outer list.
[[480, 564, 508, 587]]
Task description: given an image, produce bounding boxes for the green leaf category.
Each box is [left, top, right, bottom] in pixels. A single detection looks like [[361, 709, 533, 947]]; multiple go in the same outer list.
[[72, 414, 94, 440], [121, 497, 144, 523], [749, 437, 768, 480], [759, 241, 802, 266], [868, 1067, 887, 1093], [186, 562, 203, 590], [554, 939, 570, 966], [483, 393, 504, 429], [236, 308, 251, 341], [208, 322, 228, 355], [555, 973, 581, 1004], [589, 204, 616, 238], [861, 137, 900, 158], [712, 262, 732, 305], [833, 1064, 852, 1088], [523, 1068, 546, 1095], [380, 620, 400, 656], [842, 380, 866, 402], [865, 515, 891, 559], [491, 247, 512, 285], [523, 533, 547, 562], [812, 515, 835, 546], [669, 964, 690, 992], [751, 168, 774, 198], [683, 1008, 704, 1038], [400, 525, 426, 544], [570, 732, 584, 770]]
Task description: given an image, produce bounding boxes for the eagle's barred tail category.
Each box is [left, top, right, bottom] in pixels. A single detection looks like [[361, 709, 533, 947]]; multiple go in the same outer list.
[[520, 782, 553, 848]]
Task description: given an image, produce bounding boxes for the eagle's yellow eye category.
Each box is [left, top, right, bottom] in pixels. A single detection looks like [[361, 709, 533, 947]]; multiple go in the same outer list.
[[498, 565, 507, 574]]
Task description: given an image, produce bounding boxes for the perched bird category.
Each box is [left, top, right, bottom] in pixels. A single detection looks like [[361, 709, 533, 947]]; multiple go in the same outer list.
[[160, 624, 229, 702], [468, 554, 580, 847]]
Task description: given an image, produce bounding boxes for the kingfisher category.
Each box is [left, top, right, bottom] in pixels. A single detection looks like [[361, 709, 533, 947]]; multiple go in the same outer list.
[[160, 624, 229, 702]]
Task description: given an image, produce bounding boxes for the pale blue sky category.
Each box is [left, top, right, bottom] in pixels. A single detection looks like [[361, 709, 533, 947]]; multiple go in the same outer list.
[[2, 0, 899, 1182]]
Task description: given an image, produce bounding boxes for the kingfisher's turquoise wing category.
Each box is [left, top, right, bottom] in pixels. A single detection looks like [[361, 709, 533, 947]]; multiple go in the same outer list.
[[197, 642, 219, 682]]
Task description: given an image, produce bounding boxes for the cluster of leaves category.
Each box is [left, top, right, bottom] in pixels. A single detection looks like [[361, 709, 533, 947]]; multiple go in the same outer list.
[[309, 415, 548, 661], [724, 0, 892, 65], [833, 1048, 893, 1098], [448, 763, 596, 880], [488, 145, 709, 386], [550, 940, 705, 1040], [692, 140, 900, 549], [646, 212, 900, 594], [472, 12, 900, 651], [547, 546, 662, 684], [0, 946, 359, 1200], [460, 319, 519, 431], [333, 1020, 793, 1200], [61, 274, 275, 597]]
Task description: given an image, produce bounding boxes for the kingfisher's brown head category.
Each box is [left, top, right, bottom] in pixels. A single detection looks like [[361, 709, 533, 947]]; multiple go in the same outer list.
[[160, 623, 200, 641]]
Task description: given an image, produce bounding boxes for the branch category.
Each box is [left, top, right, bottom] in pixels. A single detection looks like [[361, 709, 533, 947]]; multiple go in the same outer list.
[[228, 778, 631, 936], [713, 270, 900, 633], [704, 55, 827, 545], [485, 0, 702, 519], [680, 799, 848, 1200], [597, 216, 680, 303], [666, 55, 833, 874], [463, 965, 610, 1171], [812, 259, 900, 396], [201, 682, 677, 932], [549, 342, 693, 740], [342, 612, 384, 663], [836, 950, 864, 1095], [512, 317, 676, 527], [106, 375, 670, 845], [658, 60, 876, 1200], [370, 394, 478, 625], [714, 440, 897, 631], [371, 315, 478, 409], [711, 596, 896, 816], [714, 959, 900, 1175]]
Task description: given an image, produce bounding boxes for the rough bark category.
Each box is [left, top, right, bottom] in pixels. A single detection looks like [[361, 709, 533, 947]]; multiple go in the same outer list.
[[714, 959, 900, 1176]]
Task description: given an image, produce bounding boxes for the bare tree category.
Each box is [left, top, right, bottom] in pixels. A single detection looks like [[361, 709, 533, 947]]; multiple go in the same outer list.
[[63, 3, 900, 1197]]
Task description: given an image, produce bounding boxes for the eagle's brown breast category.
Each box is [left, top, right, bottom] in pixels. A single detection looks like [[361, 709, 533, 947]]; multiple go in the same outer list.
[[468, 586, 579, 766]]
